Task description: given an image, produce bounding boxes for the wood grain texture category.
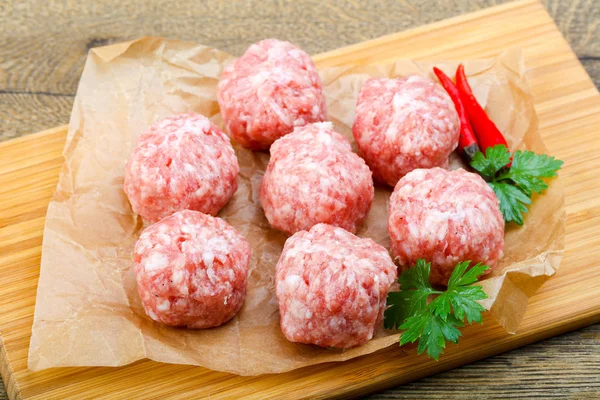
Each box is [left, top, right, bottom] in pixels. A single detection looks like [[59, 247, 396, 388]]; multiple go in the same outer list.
[[372, 324, 600, 399], [0, 0, 598, 142], [1, 0, 600, 399]]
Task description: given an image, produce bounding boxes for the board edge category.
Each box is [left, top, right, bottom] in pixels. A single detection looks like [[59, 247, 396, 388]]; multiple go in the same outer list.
[[0, 335, 22, 400]]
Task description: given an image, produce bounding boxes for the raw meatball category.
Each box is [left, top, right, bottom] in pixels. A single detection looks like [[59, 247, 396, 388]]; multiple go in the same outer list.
[[217, 39, 327, 150], [275, 223, 397, 348], [353, 76, 460, 187], [260, 122, 374, 235], [388, 168, 504, 286], [134, 210, 251, 329], [124, 112, 239, 222]]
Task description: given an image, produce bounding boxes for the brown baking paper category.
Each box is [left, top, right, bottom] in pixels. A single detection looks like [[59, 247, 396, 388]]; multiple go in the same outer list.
[[28, 37, 564, 375]]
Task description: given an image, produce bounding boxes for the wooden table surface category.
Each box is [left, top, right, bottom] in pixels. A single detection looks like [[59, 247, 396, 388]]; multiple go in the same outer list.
[[1, 0, 599, 398]]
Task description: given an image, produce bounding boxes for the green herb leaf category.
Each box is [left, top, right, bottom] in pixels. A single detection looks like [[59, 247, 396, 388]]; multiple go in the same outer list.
[[399, 259, 434, 291], [430, 262, 488, 323], [498, 150, 564, 196], [449, 286, 487, 323], [384, 260, 438, 329], [448, 262, 489, 287], [511, 150, 564, 178], [490, 182, 531, 225], [439, 316, 463, 344], [399, 314, 429, 345], [400, 312, 465, 360], [384, 291, 412, 330], [386, 259, 489, 360], [470, 145, 511, 178], [416, 315, 446, 359], [505, 173, 548, 196]]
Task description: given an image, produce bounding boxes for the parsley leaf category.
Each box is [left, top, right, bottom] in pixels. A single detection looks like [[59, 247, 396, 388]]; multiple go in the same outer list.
[[448, 261, 489, 287], [384, 292, 416, 330], [490, 182, 531, 225], [430, 262, 488, 323], [384, 259, 440, 330], [469, 145, 562, 225], [386, 259, 489, 360], [504, 173, 548, 196], [470, 145, 511, 178], [432, 284, 488, 324], [498, 150, 564, 196], [510, 150, 564, 178], [399, 259, 434, 291]]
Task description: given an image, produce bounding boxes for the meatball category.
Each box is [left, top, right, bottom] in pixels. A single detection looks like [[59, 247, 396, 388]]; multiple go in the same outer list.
[[134, 210, 251, 329], [217, 39, 327, 150], [124, 112, 239, 222], [260, 122, 374, 235], [353, 76, 460, 187], [275, 223, 397, 348], [388, 168, 504, 286]]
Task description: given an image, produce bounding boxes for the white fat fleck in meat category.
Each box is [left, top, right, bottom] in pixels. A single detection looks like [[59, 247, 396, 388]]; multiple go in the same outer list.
[[316, 131, 333, 145], [206, 265, 217, 284], [288, 299, 308, 320], [147, 309, 158, 321], [311, 105, 321, 118], [268, 99, 293, 125], [144, 252, 169, 272], [157, 299, 170, 312], [275, 223, 397, 349], [202, 251, 215, 269], [250, 70, 271, 86], [171, 268, 186, 286]]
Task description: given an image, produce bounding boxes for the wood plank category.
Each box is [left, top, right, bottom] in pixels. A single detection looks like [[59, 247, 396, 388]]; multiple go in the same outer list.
[[1, 0, 598, 144], [1, 0, 599, 398]]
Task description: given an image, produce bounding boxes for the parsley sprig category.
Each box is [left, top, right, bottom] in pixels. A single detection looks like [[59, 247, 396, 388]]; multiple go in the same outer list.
[[470, 144, 563, 225], [384, 259, 489, 360]]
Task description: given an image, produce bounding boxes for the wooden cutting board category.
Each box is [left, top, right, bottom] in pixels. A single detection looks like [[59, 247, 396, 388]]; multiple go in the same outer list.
[[1, 0, 599, 398]]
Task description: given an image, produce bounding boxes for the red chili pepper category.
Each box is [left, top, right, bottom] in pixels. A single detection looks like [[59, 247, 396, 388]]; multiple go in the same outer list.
[[455, 64, 509, 154], [433, 67, 480, 161]]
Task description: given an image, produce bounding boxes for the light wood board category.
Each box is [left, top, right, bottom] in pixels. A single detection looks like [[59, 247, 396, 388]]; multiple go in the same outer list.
[[1, 0, 599, 398]]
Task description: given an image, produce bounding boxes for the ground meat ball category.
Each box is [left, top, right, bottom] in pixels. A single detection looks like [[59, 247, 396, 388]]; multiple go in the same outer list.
[[124, 113, 239, 223], [275, 223, 397, 348], [134, 210, 251, 328], [217, 39, 327, 150], [353, 76, 460, 187], [260, 122, 374, 235], [388, 168, 504, 286]]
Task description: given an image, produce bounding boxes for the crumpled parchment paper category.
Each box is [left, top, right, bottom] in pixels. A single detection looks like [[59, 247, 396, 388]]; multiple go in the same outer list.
[[28, 37, 564, 375]]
